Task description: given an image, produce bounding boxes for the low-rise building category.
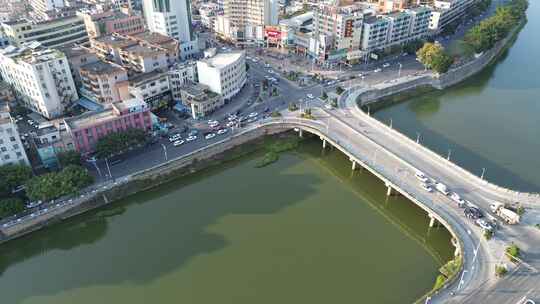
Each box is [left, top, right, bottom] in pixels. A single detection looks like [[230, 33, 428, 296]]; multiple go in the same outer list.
[[80, 8, 145, 39], [0, 102, 29, 165], [79, 60, 129, 104], [179, 81, 224, 119], [64, 98, 152, 153], [128, 71, 171, 109], [1, 15, 88, 48], [196, 50, 246, 100], [0, 43, 78, 119], [168, 61, 198, 101], [90, 32, 179, 73]]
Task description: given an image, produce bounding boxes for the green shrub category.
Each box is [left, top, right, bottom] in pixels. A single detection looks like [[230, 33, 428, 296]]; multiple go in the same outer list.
[[432, 275, 447, 290], [495, 265, 508, 277]]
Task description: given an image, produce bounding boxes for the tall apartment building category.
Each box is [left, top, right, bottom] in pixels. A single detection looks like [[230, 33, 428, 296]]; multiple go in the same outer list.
[[80, 8, 145, 39], [142, 0, 199, 59], [361, 6, 431, 54], [1, 15, 88, 48], [429, 0, 475, 33], [90, 32, 179, 74], [311, 4, 369, 63], [218, 0, 279, 42], [0, 102, 29, 166], [0, 44, 78, 119], [378, 0, 413, 13]]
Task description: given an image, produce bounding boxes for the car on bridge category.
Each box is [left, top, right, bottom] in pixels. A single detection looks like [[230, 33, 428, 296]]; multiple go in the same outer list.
[[415, 171, 429, 183], [464, 207, 483, 220]]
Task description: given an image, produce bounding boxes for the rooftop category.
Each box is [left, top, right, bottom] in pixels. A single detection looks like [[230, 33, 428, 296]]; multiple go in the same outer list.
[[56, 45, 94, 58], [129, 70, 167, 85], [0, 43, 65, 64], [65, 107, 116, 130], [80, 61, 125, 75], [198, 51, 244, 69]]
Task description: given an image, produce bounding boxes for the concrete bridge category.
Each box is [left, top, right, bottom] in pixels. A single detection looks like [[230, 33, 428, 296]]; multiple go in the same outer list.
[[256, 102, 540, 303]]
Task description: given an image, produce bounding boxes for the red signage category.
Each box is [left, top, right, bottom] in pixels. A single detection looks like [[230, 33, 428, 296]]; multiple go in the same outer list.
[[265, 27, 282, 39]]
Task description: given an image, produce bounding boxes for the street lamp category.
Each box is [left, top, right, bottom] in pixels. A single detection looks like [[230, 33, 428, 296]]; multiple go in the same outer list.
[[389, 118, 393, 129], [416, 132, 421, 144], [105, 157, 112, 179], [447, 149, 452, 161], [398, 62, 403, 78], [481, 168, 486, 180]]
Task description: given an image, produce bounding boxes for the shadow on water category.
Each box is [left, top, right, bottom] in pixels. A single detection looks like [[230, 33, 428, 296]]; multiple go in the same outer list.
[[0, 152, 324, 304]]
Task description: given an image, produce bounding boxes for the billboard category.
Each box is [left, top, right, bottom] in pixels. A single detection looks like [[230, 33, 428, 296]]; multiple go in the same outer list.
[[265, 26, 282, 39]]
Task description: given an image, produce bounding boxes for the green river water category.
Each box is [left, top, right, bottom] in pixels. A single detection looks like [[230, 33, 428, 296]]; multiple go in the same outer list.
[[375, 0, 540, 192], [0, 140, 452, 304]]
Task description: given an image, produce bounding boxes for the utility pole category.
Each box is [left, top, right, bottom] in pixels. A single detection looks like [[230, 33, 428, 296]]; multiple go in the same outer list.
[[161, 143, 168, 161], [105, 157, 112, 179]]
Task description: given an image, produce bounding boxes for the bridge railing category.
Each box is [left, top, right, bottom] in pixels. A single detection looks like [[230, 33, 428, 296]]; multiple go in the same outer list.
[[343, 86, 540, 204]]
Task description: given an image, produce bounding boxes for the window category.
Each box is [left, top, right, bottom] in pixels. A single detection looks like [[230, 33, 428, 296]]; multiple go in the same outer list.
[[9, 136, 15, 142]]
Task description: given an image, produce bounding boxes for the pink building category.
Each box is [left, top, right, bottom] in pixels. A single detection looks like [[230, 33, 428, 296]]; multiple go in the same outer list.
[[81, 9, 145, 39], [65, 98, 153, 154]]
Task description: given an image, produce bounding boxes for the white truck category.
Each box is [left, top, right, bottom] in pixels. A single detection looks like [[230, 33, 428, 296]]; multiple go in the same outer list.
[[490, 202, 520, 224]]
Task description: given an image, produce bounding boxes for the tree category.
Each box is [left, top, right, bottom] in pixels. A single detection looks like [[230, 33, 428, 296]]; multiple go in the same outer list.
[[245, 63, 250, 72], [416, 42, 453, 73], [0, 197, 25, 218], [505, 243, 521, 262], [57, 151, 82, 168], [495, 264, 508, 277], [403, 39, 424, 55], [0, 164, 32, 198], [336, 86, 344, 95], [431, 52, 454, 73], [95, 129, 148, 159], [288, 103, 298, 111], [272, 87, 278, 96], [26, 165, 94, 201]]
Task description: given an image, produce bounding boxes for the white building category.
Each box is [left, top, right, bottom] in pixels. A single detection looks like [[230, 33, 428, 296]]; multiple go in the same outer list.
[[217, 0, 279, 42], [429, 0, 476, 33], [168, 61, 197, 101], [0, 103, 29, 166], [0, 44, 78, 119], [128, 71, 171, 109], [196, 51, 246, 100], [29, 0, 65, 19], [142, 0, 199, 59]]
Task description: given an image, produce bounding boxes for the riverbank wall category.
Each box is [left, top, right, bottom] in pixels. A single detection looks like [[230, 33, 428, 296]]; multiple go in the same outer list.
[[0, 125, 291, 244], [355, 19, 526, 109]]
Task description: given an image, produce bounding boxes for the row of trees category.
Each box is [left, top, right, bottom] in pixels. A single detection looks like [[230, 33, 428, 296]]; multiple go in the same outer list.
[[464, 0, 528, 54], [417, 43, 454, 74], [25, 165, 94, 202], [0, 164, 33, 218], [95, 128, 148, 159]]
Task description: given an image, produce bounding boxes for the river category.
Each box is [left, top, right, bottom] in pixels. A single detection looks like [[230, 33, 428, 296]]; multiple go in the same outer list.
[[0, 139, 452, 304], [374, 0, 540, 192]]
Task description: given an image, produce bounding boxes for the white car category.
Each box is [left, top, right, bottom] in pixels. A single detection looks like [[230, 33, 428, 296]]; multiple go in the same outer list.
[[325, 103, 333, 110], [217, 128, 228, 135], [186, 135, 197, 142], [248, 112, 258, 118], [475, 219, 493, 232], [205, 133, 216, 140], [421, 183, 433, 192], [207, 119, 218, 125], [374, 68, 382, 73], [307, 94, 314, 99], [173, 140, 185, 147], [226, 121, 236, 128], [415, 171, 429, 183], [228, 115, 237, 121], [382, 63, 390, 68], [247, 117, 258, 123]]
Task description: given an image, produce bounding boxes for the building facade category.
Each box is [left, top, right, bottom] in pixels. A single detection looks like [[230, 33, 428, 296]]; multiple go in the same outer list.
[[128, 71, 171, 109], [168, 61, 197, 101], [57, 45, 100, 88], [65, 98, 153, 153], [0, 103, 29, 166], [80, 8, 145, 39], [90, 32, 179, 73], [142, 0, 199, 59], [1, 15, 88, 48], [218, 0, 278, 42], [429, 0, 475, 33], [196, 51, 246, 100], [79, 60, 129, 104], [0, 44, 78, 119]]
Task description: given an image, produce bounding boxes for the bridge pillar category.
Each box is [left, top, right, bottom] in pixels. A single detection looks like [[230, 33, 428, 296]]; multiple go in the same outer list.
[[386, 183, 393, 196], [299, 129, 303, 138], [351, 160, 357, 171], [322, 138, 327, 149], [429, 214, 437, 228]]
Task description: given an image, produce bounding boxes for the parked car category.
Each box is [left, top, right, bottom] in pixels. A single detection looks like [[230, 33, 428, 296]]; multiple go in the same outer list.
[[382, 63, 390, 68], [306, 94, 314, 99], [248, 112, 258, 118], [186, 135, 197, 142], [217, 128, 228, 135], [475, 218, 493, 232], [173, 140, 185, 147], [205, 133, 216, 140], [374, 68, 382, 73]]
